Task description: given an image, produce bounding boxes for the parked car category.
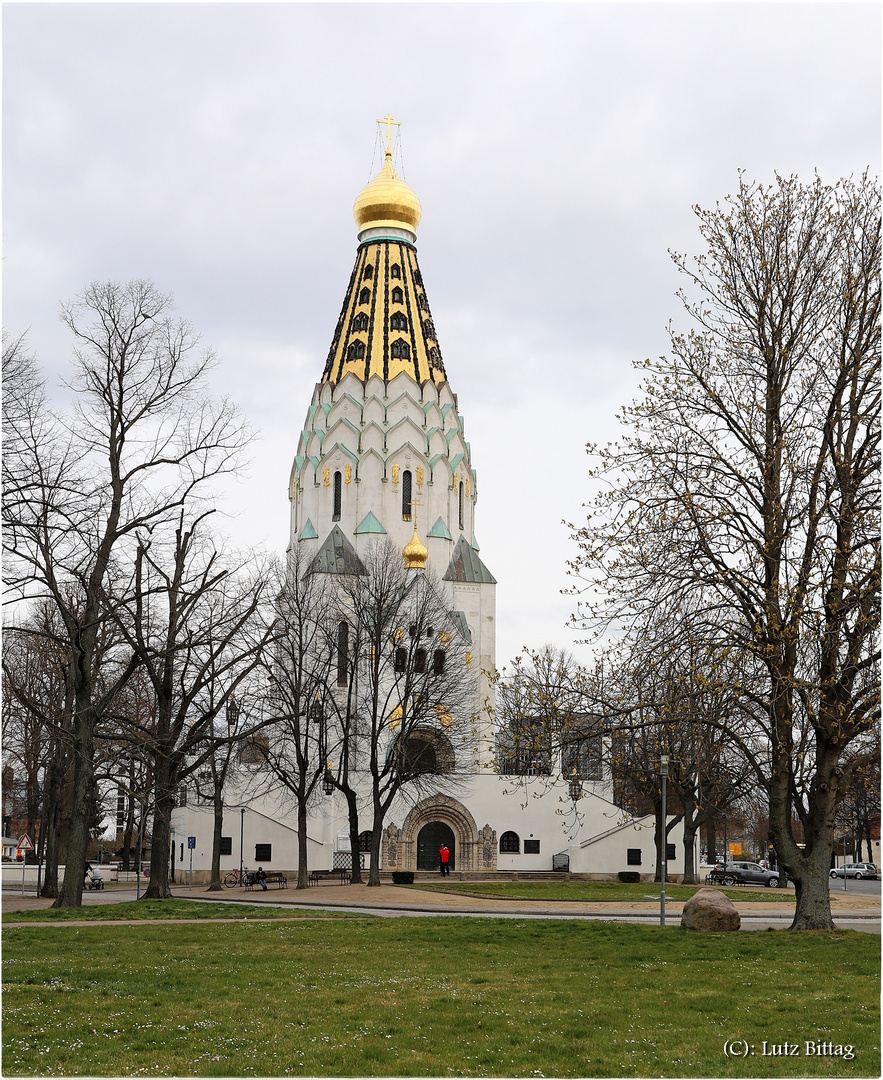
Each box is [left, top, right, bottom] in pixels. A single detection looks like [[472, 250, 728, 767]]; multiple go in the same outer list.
[[830, 862, 877, 880], [709, 860, 787, 887]]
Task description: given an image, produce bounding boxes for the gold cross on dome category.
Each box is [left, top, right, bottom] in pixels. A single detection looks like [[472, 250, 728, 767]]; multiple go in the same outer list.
[[376, 114, 401, 155]]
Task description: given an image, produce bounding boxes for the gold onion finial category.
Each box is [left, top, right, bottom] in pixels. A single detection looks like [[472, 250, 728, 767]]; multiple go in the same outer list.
[[353, 115, 422, 237], [403, 524, 428, 570]]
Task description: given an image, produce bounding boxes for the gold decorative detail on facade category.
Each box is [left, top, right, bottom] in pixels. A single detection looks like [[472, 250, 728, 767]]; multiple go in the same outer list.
[[323, 467, 330, 487], [465, 652, 473, 666], [416, 465, 424, 486], [391, 464, 400, 484], [439, 631, 451, 644], [345, 464, 352, 484], [393, 628, 404, 643], [465, 477, 470, 497], [453, 473, 458, 490], [436, 704, 453, 727], [388, 703, 403, 728]]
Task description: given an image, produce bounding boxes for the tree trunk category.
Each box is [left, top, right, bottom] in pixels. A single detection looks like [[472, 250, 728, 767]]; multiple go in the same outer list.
[[206, 791, 224, 890], [681, 816, 699, 884], [368, 812, 384, 887], [39, 756, 65, 898], [345, 790, 363, 884], [144, 768, 175, 899], [51, 708, 94, 908], [296, 797, 309, 889]]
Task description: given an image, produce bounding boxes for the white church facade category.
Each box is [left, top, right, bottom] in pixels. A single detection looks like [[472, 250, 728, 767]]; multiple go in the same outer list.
[[170, 125, 691, 883]]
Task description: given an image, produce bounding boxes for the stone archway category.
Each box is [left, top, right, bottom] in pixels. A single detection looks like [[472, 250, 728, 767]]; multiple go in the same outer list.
[[389, 795, 496, 872]]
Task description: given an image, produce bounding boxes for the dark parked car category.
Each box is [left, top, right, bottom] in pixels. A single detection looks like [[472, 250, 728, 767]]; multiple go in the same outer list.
[[709, 860, 787, 887], [830, 862, 877, 880]]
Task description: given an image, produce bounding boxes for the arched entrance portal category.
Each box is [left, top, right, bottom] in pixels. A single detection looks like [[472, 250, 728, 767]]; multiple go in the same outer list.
[[417, 821, 455, 871]]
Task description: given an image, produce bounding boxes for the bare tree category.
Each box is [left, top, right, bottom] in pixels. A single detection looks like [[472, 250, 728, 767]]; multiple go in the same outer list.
[[568, 173, 880, 928], [335, 540, 478, 886], [3, 281, 251, 907]]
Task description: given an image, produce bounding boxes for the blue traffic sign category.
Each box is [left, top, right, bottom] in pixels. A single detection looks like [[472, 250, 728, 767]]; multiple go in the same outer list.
[[187, 836, 196, 849]]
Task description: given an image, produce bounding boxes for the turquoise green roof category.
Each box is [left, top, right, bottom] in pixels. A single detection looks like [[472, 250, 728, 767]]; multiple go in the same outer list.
[[442, 535, 496, 585], [427, 517, 452, 540], [355, 511, 387, 535], [299, 519, 318, 540], [308, 525, 365, 576]]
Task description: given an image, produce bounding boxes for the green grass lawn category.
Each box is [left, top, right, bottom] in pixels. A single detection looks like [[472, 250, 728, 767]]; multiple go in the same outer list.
[[414, 880, 797, 903], [3, 918, 878, 1077], [2, 899, 367, 923]]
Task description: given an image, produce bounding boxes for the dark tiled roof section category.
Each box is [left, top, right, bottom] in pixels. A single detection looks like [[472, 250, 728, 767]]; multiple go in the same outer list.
[[308, 525, 365, 576], [442, 535, 497, 584]]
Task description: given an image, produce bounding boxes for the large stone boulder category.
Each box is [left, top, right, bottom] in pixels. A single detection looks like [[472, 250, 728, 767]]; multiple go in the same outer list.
[[680, 888, 741, 932]]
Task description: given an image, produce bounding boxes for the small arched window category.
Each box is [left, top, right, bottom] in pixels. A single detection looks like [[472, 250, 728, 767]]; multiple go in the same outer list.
[[394, 647, 408, 673], [429, 346, 440, 365], [359, 287, 371, 304], [415, 649, 427, 674], [390, 312, 408, 330], [352, 312, 369, 332], [459, 481, 464, 530], [418, 294, 428, 310], [391, 339, 410, 359], [402, 470, 412, 520], [337, 622, 349, 686], [333, 471, 342, 520], [391, 286, 404, 304], [500, 831, 520, 853], [433, 650, 446, 675], [346, 340, 365, 361], [390, 264, 401, 279], [358, 830, 372, 852], [363, 265, 374, 280]]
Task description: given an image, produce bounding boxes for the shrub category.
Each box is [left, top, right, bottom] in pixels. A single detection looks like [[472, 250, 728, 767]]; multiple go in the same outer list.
[[392, 871, 415, 885], [618, 871, 641, 883]]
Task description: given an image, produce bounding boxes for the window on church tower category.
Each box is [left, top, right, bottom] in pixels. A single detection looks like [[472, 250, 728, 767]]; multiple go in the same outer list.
[[391, 286, 404, 304], [390, 311, 408, 331], [394, 646, 408, 673], [391, 339, 410, 360], [414, 648, 427, 674], [363, 264, 374, 279], [433, 649, 446, 675], [337, 622, 349, 686], [333, 471, 342, 520], [346, 340, 365, 360], [459, 482, 464, 530], [359, 287, 371, 304], [390, 263, 401, 279], [402, 470, 412, 520], [352, 312, 369, 332]]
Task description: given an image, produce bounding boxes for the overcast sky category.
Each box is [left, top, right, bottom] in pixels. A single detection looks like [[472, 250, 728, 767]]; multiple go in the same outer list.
[[4, 1, 880, 668]]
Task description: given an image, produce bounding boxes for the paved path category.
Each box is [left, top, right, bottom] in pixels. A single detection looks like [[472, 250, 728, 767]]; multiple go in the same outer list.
[[4, 881, 879, 931]]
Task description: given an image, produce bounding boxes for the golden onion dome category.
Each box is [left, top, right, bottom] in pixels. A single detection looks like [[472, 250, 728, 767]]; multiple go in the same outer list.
[[353, 150, 422, 241], [402, 523, 428, 570]]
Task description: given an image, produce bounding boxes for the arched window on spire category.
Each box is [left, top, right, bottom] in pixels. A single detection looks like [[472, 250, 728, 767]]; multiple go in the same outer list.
[[390, 312, 408, 330], [390, 264, 401, 279], [333, 471, 342, 520], [459, 481, 464, 530], [352, 312, 369, 332], [391, 286, 404, 304], [363, 264, 374, 280], [391, 339, 410, 360], [346, 340, 365, 361], [359, 287, 371, 305], [402, 470, 412, 520]]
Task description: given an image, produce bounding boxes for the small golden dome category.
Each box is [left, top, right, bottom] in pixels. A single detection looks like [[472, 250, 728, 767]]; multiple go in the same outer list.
[[403, 523, 428, 569], [353, 151, 422, 238]]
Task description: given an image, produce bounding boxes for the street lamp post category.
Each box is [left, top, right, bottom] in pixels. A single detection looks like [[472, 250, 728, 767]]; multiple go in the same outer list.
[[659, 754, 669, 927], [239, 808, 245, 882]]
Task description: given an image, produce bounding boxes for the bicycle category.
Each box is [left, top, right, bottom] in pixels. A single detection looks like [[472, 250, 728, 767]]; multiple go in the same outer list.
[[223, 866, 253, 888]]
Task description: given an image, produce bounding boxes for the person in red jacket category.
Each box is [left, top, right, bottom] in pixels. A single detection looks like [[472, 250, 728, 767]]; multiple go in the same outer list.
[[439, 844, 450, 876]]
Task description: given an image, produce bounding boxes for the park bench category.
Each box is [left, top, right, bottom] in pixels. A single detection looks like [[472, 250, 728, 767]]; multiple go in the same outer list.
[[244, 871, 288, 890], [308, 868, 351, 886]]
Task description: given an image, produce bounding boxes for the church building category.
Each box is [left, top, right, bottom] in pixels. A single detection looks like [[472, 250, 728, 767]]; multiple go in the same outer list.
[[171, 123, 688, 882]]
